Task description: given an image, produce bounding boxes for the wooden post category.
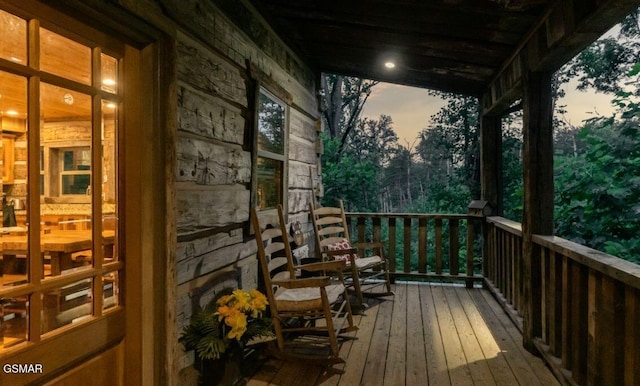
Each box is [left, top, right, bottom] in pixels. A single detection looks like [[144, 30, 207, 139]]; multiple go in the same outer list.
[[521, 66, 554, 352], [480, 114, 503, 216], [479, 112, 502, 288]]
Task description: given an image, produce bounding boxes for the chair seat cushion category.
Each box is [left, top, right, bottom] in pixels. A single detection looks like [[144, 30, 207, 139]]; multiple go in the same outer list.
[[275, 283, 345, 311], [352, 255, 382, 269]]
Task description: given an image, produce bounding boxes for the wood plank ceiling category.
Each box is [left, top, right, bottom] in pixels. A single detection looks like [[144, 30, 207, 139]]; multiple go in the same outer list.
[[246, 0, 637, 101]]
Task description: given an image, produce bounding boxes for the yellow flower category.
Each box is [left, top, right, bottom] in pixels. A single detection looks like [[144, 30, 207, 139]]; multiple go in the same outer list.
[[216, 294, 233, 306], [232, 289, 252, 312], [249, 289, 268, 317], [223, 307, 247, 340]]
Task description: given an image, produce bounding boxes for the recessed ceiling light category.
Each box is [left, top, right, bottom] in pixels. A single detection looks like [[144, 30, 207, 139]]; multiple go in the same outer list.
[[105, 103, 116, 109], [102, 79, 116, 86], [384, 61, 396, 69], [6, 110, 19, 116]]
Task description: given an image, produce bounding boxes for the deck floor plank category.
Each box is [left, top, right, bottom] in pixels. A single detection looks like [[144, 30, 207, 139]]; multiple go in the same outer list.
[[406, 283, 428, 386], [444, 286, 497, 385], [475, 289, 560, 386], [248, 283, 560, 386], [431, 285, 474, 386], [383, 283, 407, 386], [420, 284, 451, 386], [454, 287, 520, 386], [360, 293, 394, 385], [335, 297, 380, 386]]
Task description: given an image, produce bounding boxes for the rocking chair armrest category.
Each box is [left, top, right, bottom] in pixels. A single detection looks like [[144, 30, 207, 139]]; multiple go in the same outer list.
[[297, 260, 347, 272], [272, 277, 331, 289]]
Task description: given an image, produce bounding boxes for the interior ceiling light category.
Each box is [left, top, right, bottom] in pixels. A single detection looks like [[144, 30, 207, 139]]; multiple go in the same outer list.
[[105, 102, 116, 109], [384, 61, 396, 69], [102, 79, 116, 86], [6, 110, 19, 116]]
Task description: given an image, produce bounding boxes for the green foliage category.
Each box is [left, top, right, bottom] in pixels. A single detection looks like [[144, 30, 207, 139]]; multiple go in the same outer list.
[[554, 110, 640, 264], [321, 133, 380, 211]]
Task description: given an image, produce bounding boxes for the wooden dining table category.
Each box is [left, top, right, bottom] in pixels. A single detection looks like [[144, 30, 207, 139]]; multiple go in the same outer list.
[[0, 230, 115, 276]]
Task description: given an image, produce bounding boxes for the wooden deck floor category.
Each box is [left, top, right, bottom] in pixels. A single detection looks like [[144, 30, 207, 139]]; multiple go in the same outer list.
[[247, 283, 559, 386]]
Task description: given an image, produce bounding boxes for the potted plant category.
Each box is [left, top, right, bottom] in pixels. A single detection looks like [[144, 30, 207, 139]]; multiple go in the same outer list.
[[180, 288, 273, 385]]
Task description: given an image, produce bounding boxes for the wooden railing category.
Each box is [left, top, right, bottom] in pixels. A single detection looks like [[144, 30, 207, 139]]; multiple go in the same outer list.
[[486, 216, 640, 386], [345, 212, 483, 286]]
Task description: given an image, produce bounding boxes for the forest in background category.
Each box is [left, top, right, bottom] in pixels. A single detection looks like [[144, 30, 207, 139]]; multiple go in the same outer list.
[[319, 9, 640, 265]]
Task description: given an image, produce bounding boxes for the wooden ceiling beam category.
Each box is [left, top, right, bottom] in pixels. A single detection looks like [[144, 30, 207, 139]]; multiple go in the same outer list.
[[483, 0, 640, 116]]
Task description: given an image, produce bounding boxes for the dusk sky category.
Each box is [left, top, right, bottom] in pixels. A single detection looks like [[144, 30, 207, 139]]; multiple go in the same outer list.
[[361, 80, 618, 146]]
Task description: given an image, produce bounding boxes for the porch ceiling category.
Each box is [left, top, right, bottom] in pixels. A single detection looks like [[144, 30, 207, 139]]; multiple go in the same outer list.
[[248, 0, 639, 100]]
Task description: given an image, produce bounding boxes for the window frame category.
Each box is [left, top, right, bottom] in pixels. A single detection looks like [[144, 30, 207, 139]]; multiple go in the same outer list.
[[252, 85, 289, 217], [0, 5, 123, 353]]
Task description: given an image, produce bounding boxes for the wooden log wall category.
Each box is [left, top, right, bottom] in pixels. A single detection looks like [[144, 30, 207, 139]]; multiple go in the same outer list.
[[141, 0, 323, 374]]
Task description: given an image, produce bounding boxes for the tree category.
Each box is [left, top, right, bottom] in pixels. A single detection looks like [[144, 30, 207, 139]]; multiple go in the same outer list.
[[417, 93, 480, 200], [321, 74, 378, 155]]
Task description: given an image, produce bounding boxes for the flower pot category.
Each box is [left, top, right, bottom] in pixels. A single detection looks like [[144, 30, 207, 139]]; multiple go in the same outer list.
[[198, 348, 244, 386]]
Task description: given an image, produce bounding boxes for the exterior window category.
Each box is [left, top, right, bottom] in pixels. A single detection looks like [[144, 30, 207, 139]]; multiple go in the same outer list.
[[256, 88, 286, 211], [0, 7, 121, 350]]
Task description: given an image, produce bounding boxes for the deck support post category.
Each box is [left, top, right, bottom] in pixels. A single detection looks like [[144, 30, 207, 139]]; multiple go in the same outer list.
[[479, 112, 503, 285], [480, 114, 503, 216], [521, 64, 554, 352]]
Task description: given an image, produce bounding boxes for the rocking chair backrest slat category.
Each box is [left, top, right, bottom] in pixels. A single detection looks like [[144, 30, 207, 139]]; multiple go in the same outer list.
[[251, 205, 297, 306]]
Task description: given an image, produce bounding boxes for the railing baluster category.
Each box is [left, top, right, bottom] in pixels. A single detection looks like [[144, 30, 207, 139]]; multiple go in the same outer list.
[[624, 286, 640, 386], [548, 250, 562, 357], [561, 256, 572, 370], [466, 218, 474, 277], [388, 217, 397, 276], [449, 218, 459, 276], [435, 218, 443, 275], [418, 217, 427, 273], [571, 263, 588, 384], [403, 218, 411, 273], [357, 217, 365, 245]]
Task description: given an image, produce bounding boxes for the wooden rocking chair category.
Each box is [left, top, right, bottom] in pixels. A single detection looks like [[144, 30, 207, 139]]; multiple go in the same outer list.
[[310, 200, 394, 308], [251, 205, 357, 369]]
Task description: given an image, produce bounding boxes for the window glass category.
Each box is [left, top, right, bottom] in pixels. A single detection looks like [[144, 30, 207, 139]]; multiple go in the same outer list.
[[0, 71, 27, 289], [256, 89, 286, 211], [257, 91, 285, 154], [0, 296, 28, 348], [0, 10, 26, 64], [40, 28, 91, 85], [256, 157, 283, 210], [102, 100, 118, 261], [101, 54, 118, 93], [42, 279, 93, 334]]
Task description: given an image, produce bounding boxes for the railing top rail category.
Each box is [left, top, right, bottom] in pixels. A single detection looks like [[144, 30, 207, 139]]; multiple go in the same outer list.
[[486, 216, 522, 236], [345, 212, 469, 220], [533, 234, 640, 290]]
